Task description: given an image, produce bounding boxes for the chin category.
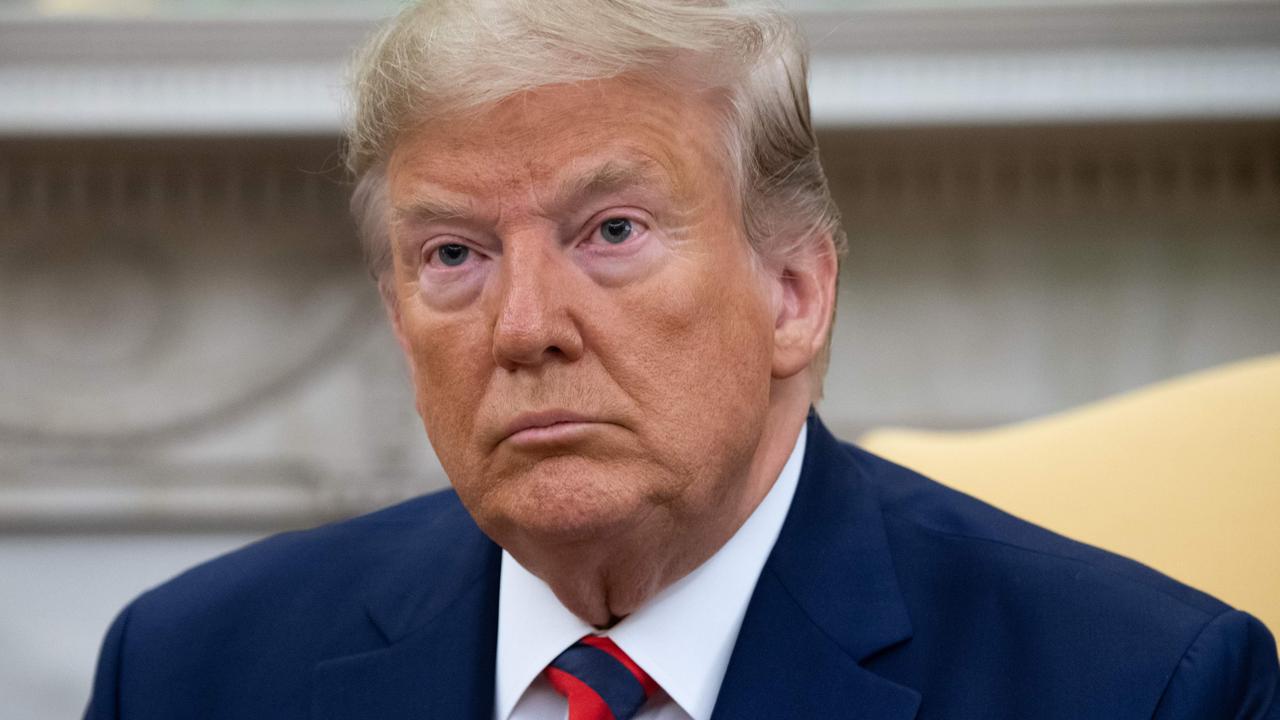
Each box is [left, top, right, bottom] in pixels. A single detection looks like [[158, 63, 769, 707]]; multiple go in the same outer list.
[[472, 454, 659, 547]]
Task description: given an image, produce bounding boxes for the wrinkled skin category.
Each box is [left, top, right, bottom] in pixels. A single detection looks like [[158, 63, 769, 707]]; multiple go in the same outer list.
[[384, 76, 835, 625]]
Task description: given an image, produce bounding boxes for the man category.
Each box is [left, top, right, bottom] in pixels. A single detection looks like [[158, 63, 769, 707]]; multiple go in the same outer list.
[[86, 1, 1278, 718]]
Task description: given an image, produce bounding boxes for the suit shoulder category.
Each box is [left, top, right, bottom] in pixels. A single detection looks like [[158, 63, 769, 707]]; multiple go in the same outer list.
[[838, 443, 1280, 716], [95, 489, 495, 718], [1150, 609, 1280, 718], [128, 488, 471, 626]]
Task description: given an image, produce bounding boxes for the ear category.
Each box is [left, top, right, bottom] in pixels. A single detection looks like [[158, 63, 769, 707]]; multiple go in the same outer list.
[[770, 237, 838, 380]]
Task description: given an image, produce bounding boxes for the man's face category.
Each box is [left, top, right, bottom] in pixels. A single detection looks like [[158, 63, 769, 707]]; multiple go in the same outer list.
[[385, 77, 780, 551]]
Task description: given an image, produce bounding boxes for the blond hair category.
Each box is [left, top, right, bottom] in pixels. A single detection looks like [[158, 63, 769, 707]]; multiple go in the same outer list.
[[345, 0, 845, 389]]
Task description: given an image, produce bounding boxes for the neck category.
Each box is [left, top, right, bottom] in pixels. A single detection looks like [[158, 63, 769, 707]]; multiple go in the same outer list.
[[511, 383, 811, 627]]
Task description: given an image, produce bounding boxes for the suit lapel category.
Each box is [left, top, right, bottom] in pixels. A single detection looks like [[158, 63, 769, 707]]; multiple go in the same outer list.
[[311, 496, 502, 720], [309, 414, 918, 719], [712, 414, 921, 720]]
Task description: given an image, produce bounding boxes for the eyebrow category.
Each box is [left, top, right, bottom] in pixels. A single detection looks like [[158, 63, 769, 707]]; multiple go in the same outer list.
[[389, 156, 672, 234], [392, 193, 474, 228], [548, 157, 669, 214]]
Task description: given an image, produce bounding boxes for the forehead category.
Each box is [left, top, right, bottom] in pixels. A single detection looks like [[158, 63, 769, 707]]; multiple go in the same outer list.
[[385, 77, 729, 207]]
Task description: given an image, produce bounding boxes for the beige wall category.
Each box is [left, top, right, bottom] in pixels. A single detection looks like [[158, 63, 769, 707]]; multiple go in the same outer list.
[[1, 106, 1277, 720]]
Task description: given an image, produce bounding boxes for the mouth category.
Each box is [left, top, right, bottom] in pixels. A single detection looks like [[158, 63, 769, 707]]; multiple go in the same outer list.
[[501, 410, 609, 447]]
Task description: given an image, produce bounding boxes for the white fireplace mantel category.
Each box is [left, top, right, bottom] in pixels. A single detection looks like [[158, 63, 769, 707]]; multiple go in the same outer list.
[[1, 0, 1278, 135]]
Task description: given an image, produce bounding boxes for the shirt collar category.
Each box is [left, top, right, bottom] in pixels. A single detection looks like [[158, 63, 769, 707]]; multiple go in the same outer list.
[[495, 424, 807, 720]]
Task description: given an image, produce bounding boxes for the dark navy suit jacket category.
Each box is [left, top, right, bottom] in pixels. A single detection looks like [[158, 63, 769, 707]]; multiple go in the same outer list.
[[85, 414, 1280, 719]]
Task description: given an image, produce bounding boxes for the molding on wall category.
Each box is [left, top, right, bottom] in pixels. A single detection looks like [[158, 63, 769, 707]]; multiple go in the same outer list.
[[3, 124, 1276, 531], [0, 138, 449, 531], [1, 1, 1278, 134], [816, 121, 1280, 216]]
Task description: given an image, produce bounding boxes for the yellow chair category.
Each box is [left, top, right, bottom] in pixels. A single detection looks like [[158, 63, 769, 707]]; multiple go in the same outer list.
[[859, 354, 1280, 635]]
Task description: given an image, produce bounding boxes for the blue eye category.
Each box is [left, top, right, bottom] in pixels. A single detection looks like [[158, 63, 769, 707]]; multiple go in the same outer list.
[[436, 243, 470, 266], [599, 218, 633, 244]]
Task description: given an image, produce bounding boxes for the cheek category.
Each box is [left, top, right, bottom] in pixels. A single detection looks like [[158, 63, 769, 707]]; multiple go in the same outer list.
[[400, 309, 493, 454], [608, 255, 775, 412], [597, 261, 775, 508], [686, 285, 774, 397]]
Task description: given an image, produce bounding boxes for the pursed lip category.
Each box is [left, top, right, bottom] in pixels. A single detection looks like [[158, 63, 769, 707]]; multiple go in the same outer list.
[[500, 410, 606, 445]]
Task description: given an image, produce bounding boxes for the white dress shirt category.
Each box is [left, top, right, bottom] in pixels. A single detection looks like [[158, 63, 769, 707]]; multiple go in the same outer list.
[[495, 424, 807, 720]]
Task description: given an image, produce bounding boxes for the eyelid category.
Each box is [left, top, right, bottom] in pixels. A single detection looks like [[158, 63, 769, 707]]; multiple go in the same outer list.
[[421, 236, 485, 267], [580, 208, 651, 245]]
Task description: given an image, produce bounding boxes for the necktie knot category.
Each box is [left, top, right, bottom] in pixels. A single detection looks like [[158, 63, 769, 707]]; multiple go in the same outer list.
[[544, 635, 658, 720]]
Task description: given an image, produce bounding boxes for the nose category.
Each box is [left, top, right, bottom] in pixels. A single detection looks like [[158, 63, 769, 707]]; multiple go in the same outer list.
[[490, 240, 585, 370]]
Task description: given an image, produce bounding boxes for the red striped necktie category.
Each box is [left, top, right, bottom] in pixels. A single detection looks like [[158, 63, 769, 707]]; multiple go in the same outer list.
[[544, 635, 660, 720]]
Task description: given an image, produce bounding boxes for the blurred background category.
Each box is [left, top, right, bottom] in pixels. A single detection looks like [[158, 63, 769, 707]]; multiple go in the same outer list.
[[1, 0, 1278, 717]]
